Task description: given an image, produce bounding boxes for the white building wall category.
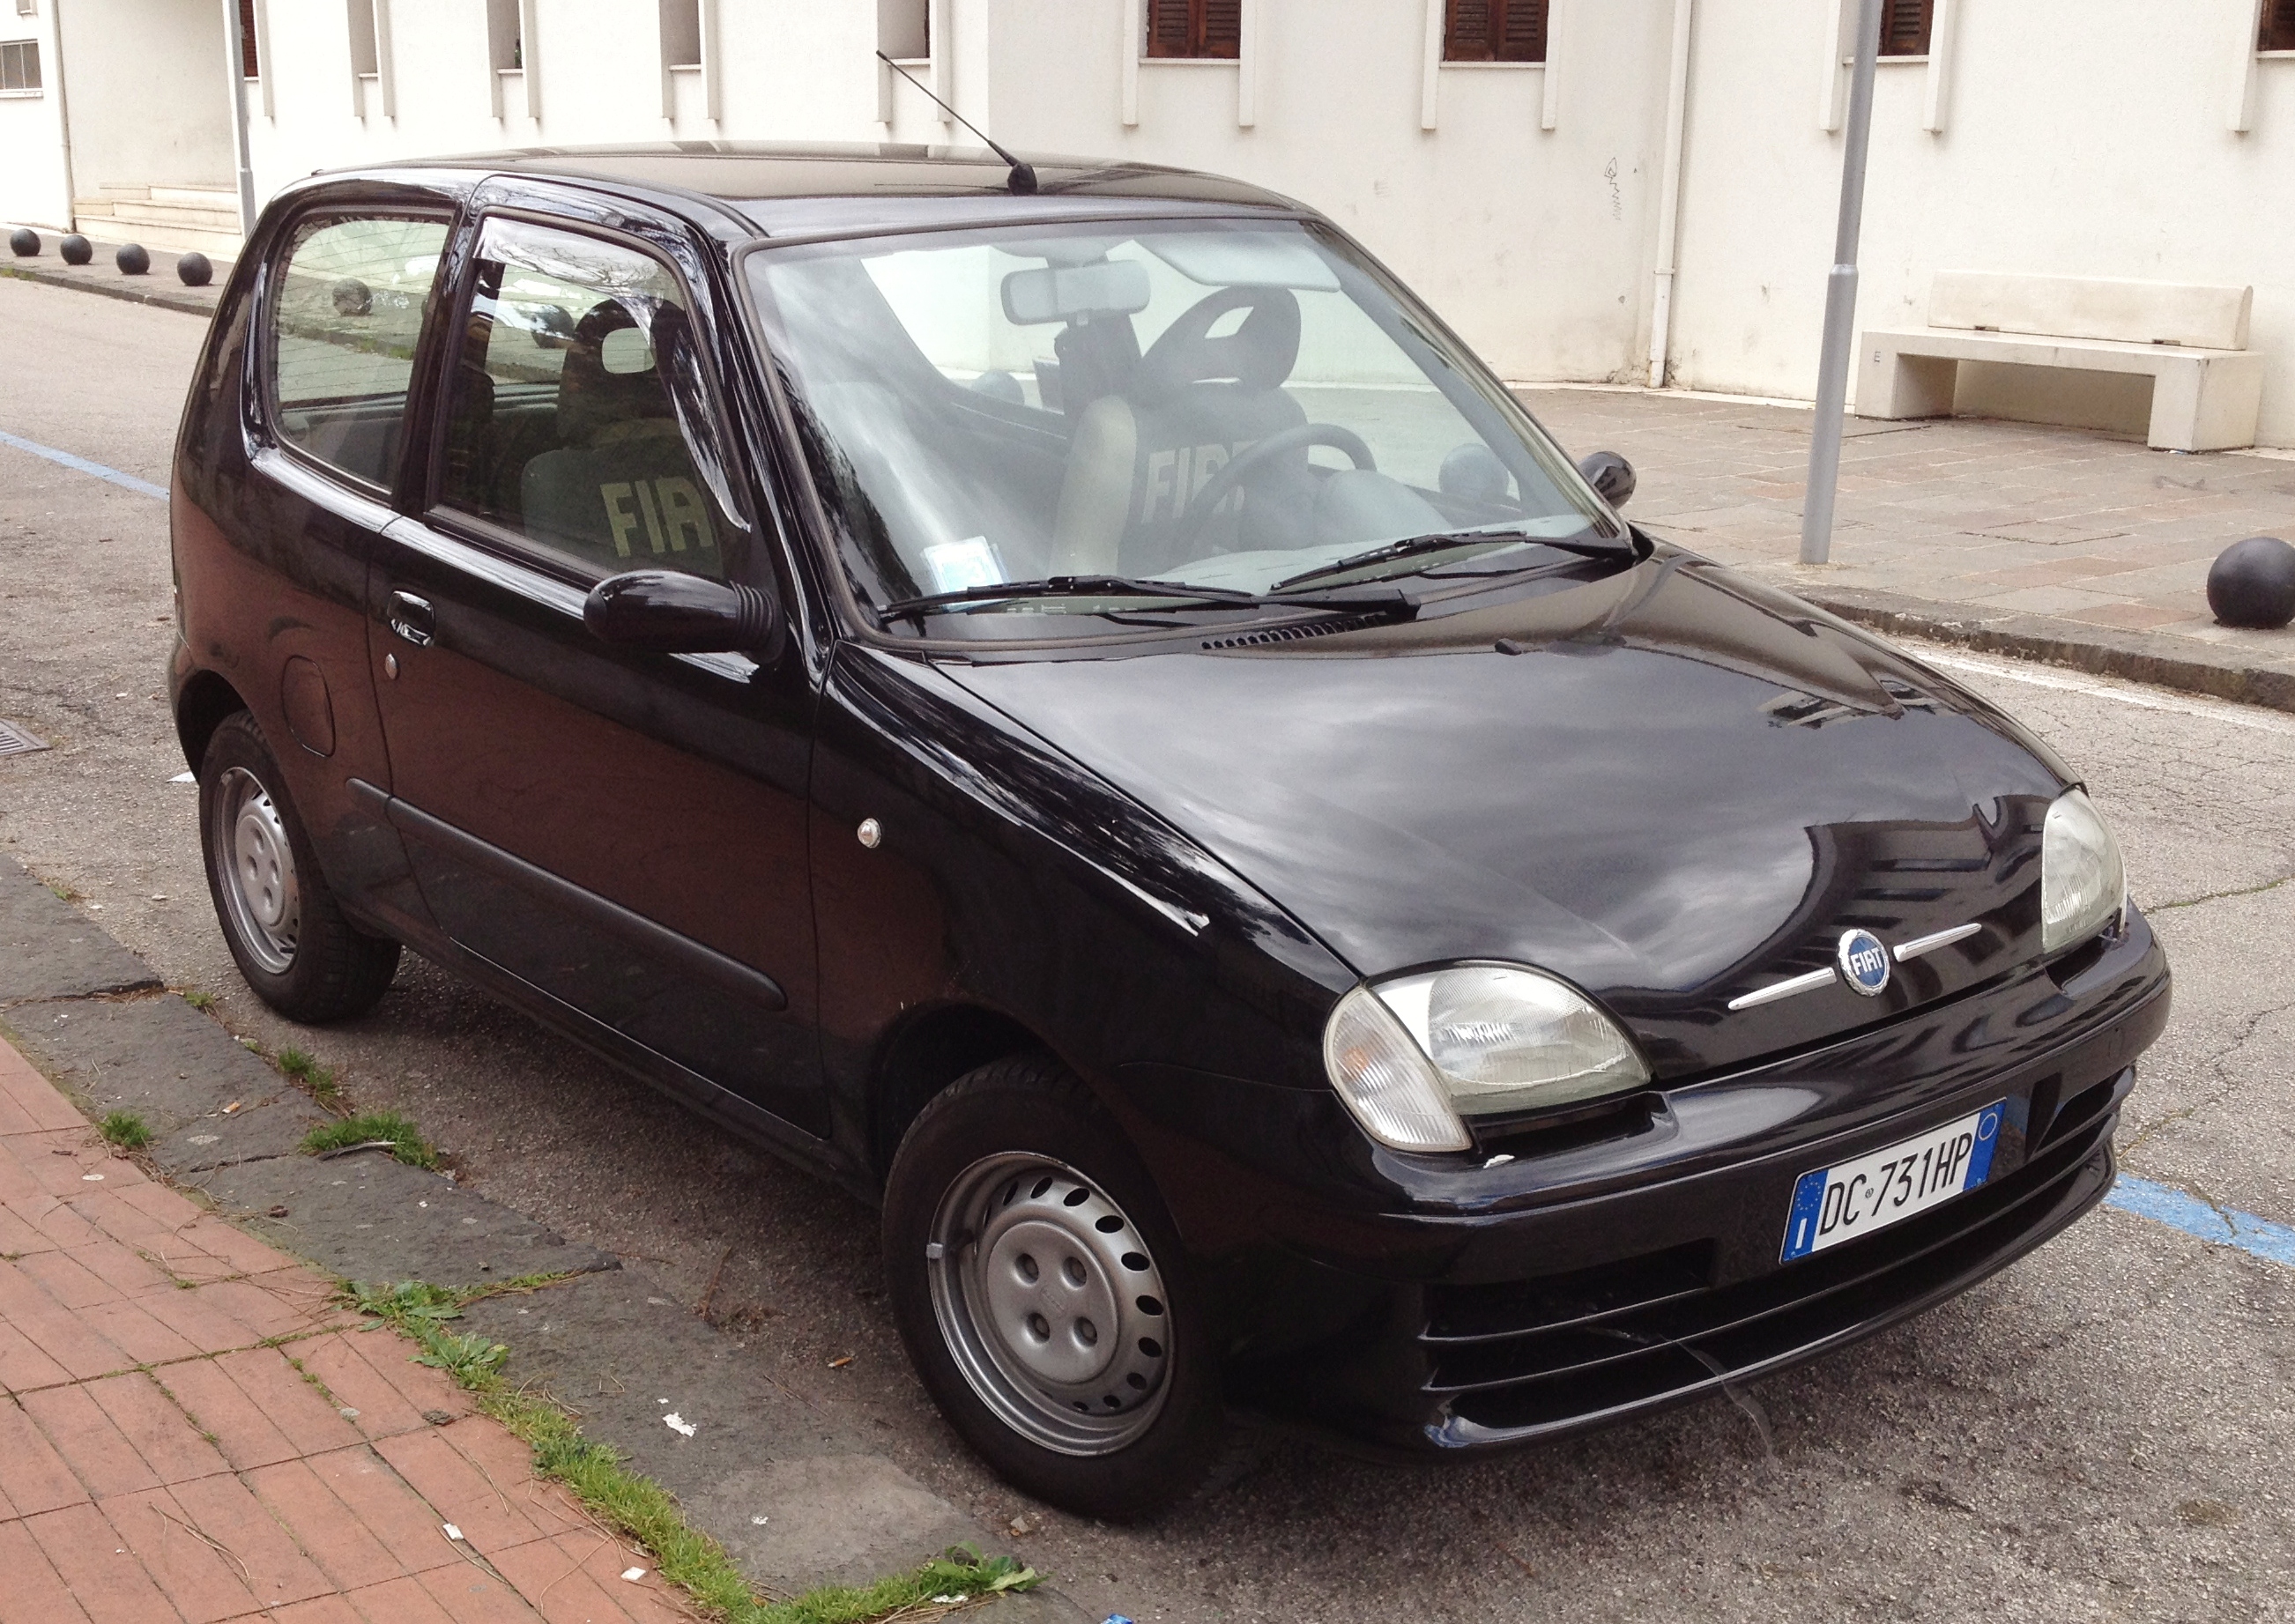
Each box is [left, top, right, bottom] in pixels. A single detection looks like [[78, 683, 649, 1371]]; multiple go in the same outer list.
[[57, 0, 234, 192], [0, 1, 71, 231], [1667, 0, 2295, 446], [18, 0, 2295, 446]]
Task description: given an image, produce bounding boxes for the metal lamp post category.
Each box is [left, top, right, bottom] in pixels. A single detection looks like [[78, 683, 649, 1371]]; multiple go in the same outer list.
[[1800, 0, 1885, 567]]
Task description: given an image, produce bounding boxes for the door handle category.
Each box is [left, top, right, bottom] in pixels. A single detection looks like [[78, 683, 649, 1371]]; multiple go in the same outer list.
[[387, 591, 436, 648]]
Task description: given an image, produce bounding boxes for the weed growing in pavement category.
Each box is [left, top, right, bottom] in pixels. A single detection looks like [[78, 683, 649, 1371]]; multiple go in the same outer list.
[[341, 1277, 1042, 1624], [99, 1110, 154, 1150], [274, 1047, 341, 1101], [301, 1112, 438, 1169], [180, 989, 216, 1011]]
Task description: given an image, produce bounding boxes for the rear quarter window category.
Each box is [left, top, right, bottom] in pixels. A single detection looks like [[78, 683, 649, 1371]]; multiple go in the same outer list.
[[267, 214, 449, 489]]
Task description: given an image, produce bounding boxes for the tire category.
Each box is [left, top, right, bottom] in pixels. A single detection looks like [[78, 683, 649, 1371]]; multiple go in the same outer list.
[[197, 709, 400, 1023], [884, 1054, 1225, 1520]]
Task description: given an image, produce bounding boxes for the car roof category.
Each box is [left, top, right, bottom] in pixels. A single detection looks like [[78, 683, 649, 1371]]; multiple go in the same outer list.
[[378, 141, 1308, 239]]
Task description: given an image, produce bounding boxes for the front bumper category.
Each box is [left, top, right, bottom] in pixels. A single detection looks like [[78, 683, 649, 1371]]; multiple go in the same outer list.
[[1118, 910, 2169, 1455]]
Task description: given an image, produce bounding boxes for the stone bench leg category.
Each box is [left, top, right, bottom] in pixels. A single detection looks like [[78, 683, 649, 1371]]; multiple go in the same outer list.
[[1856, 342, 1957, 421], [2147, 352, 2264, 453]]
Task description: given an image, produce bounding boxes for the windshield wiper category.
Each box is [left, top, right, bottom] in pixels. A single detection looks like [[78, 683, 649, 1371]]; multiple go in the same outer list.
[[877, 575, 1264, 626], [1271, 525, 1623, 592], [878, 574, 1416, 627]]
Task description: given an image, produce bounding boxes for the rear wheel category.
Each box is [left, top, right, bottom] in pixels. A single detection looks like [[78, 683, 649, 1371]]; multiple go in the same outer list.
[[198, 710, 400, 1022], [884, 1054, 1224, 1520]]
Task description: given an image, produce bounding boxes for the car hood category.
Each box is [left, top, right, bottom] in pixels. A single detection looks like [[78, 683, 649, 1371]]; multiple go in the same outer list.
[[940, 550, 2075, 1079]]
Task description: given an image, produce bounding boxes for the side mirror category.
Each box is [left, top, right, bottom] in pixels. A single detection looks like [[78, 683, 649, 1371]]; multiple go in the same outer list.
[[583, 570, 780, 655], [1578, 450, 1636, 509]]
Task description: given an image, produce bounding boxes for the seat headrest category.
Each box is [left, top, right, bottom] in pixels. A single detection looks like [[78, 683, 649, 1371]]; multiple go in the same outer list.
[[1132, 286, 1301, 406], [555, 298, 681, 446]]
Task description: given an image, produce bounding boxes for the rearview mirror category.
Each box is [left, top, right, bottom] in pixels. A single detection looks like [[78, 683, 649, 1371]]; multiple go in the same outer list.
[[583, 570, 780, 655], [1578, 450, 1636, 509]]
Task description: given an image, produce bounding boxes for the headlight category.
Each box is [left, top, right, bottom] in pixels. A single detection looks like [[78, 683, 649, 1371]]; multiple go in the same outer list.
[[1322, 964, 1649, 1153], [2041, 788, 2126, 955]]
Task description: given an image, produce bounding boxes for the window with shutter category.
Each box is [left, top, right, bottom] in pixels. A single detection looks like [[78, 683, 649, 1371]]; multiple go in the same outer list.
[[1444, 0, 1548, 63], [239, 0, 259, 77], [1878, 0, 1933, 57], [1145, 0, 1241, 60], [2262, 0, 2295, 51]]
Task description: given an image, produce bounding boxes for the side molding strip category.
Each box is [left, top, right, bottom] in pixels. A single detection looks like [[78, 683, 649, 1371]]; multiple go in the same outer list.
[[346, 778, 787, 1012]]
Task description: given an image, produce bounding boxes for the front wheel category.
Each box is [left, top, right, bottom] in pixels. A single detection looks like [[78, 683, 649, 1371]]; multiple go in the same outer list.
[[883, 1055, 1225, 1520], [197, 710, 400, 1023]]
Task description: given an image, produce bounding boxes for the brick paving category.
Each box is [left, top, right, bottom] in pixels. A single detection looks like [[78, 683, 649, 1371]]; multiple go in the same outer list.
[[0, 1036, 696, 1624], [1518, 386, 2295, 693]]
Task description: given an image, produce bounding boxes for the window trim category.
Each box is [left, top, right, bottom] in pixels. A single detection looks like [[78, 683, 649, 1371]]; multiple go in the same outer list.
[[257, 204, 457, 504], [1440, 0, 1549, 65], [417, 206, 756, 592], [1142, 0, 1242, 61], [0, 36, 42, 95]]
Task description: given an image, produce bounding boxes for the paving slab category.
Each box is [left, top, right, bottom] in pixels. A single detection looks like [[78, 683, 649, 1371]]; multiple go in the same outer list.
[[1519, 384, 2295, 712], [0, 854, 1085, 1618]]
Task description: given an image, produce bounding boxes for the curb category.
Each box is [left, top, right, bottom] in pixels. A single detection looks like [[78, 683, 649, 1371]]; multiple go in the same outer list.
[[1800, 584, 2295, 716], [1, 243, 227, 320]]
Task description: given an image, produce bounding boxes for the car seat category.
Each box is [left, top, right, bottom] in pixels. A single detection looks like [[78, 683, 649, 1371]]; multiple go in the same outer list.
[[1048, 285, 1311, 580], [521, 300, 721, 575]]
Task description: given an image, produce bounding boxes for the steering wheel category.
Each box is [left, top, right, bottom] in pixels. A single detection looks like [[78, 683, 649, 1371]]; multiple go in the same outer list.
[[1176, 422, 1375, 547]]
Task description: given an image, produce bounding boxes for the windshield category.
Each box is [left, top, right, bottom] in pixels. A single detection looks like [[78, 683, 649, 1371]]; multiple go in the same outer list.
[[744, 217, 1619, 633]]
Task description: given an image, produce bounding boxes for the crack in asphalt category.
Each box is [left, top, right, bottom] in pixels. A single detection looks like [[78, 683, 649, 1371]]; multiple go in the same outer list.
[[2120, 995, 2295, 1161], [2147, 871, 2295, 915]]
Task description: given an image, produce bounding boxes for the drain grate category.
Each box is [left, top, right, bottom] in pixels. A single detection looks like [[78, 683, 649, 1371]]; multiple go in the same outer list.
[[0, 719, 50, 757]]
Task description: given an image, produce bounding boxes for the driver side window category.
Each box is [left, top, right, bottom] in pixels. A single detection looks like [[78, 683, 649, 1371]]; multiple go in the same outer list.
[[435, 219, 739, 582]]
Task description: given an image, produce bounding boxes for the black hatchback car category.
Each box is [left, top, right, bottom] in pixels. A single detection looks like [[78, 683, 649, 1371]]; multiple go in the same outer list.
[[171, 144, 2169, 1518]]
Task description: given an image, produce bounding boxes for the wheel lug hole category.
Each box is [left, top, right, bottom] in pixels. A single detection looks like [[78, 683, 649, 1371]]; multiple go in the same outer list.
[[1062, 1257, 1087, 1287], [1025, 1312, 1050, 1341], [1016, 1253, 1038, 1282], [1075, 1317, 1097, 1346]]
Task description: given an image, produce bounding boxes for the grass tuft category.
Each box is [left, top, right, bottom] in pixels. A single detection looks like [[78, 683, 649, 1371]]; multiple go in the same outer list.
[[99, 1110, 154, 1150], [301, 1112, 437, 1169], [275, 1046, 340, 1101], [180, 989, 216, 1011], [340, 1277, 1040, 1624]]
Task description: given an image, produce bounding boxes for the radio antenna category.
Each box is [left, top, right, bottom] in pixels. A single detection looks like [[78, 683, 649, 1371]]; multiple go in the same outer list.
[[876, 51, 1038, 196]]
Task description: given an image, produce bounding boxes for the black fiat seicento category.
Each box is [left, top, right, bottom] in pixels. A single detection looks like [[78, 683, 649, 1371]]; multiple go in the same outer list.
[[170, 144, 2169, 1517]]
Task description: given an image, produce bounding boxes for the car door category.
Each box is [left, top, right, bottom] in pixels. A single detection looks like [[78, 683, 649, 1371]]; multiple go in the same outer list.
[[222, 202, 454, 919], [365, 200, 827, 1139]]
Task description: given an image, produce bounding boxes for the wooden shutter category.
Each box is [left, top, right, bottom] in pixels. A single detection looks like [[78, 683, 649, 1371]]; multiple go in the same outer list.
[[240, 0, 259, 77], [1445, 0, 1548, 63], [1145, 0, 1240, 59], [2263, 0, 2295, 51], [1879, 0, 1934, 57]]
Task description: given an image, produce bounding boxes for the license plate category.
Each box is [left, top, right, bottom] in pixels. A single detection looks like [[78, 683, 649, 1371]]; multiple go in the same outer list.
[[1779, 1101, 2006, 1263]]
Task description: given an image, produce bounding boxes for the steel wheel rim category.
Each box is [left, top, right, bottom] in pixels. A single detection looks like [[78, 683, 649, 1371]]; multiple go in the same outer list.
[[212, 766, 300, 975], [927, 1153, 1174, 1457]]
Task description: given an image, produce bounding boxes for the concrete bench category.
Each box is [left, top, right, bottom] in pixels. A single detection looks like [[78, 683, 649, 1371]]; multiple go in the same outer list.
[[1856, 271, 2265, 451]]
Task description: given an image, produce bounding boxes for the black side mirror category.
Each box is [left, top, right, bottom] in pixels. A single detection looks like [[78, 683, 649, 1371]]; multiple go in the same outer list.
[[1578, 450, 1636, 509], [583, 570, 780, 655]]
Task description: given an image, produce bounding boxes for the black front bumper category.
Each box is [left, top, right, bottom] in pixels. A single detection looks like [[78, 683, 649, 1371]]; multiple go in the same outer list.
[[1143, 915, 2170, 1456]]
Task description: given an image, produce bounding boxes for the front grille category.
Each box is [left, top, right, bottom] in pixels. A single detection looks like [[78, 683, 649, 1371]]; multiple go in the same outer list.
[[0, 719, 49, 757], [1422, 1092, 2120, 1434]]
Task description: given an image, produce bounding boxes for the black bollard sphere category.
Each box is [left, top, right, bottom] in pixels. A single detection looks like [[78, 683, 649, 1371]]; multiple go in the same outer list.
[[59, 234, 92, 265], [8, 227, 37, 257], [176, 251, 212, 288], [115, 242, 150, 276], [2207, 536, 2295, 629]]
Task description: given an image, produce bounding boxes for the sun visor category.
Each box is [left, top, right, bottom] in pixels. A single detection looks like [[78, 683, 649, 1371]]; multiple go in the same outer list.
[[1000, 261, 1153, 325]]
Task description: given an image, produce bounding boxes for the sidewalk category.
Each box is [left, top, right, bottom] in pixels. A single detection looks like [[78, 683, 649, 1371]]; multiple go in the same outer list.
[[0, 1035, 696, 1624], [1, 237, 230, 319], [1520, 386, 2295, 710]]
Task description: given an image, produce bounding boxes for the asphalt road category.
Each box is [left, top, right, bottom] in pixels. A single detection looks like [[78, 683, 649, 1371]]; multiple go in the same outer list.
[[3, 274, 2291, 1623]]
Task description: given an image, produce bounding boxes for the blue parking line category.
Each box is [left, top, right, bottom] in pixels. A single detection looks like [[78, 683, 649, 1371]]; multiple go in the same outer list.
[[0, 427, 167, 501], [2107, 1175, 2295, 1268]]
